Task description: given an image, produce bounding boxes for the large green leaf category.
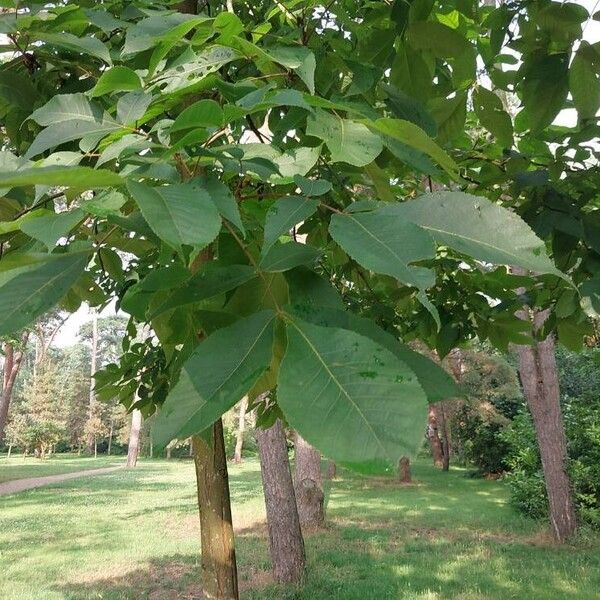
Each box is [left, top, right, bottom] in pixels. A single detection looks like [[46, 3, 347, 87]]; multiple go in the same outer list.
[[307, 109, 383, 167], [153, 310, 276, 449], [0, 251, 89, 336], [0, 166, 123, 189], [194, 176, 245, 236], [127, 180, 222, 250], [37, 32, 112, 64], [329, 206, 436, 290], [285, 305, 459, 404], [278, 317, 428, 473], [262, 196, 319, 255], [569, 42, 600, 120], [473, 87, 513, 148], [151, 263, 257, 317], [364, 118, 459, 179], [378, 192, 567, 280], [90, 66, 142, 97], [171, 99, 224, 132], [26, 94, 122, 158], [268, 46, 316, 94], [259, 241, 321, 272], [20, 209, 84, 250]]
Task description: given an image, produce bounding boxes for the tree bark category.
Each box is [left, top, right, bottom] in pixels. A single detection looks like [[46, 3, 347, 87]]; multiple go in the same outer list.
[[427, 405, 444, 468], [0, 332, 29, 444], [233, 396, 248, 464], [87, 311, 98, 454], [326, 460, 336, 480], [515, 309, 577, 542], [107, 419, 114, 456], [192, 419, 239, 600], [126, 409, 142, 468], [438, 403, 451, 471], [256, 419, 306, 584], [398, 456, 411, 483], [294, 431, 324, 528]]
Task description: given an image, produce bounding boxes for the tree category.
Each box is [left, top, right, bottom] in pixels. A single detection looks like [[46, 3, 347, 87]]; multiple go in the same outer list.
[[257, 418, 306, 584], [233, 396, 249, 464], [0, 0, 592, 591], [126, 409, 143, 468], [0, 331, 29, 444], [294, 431, 324, 529]]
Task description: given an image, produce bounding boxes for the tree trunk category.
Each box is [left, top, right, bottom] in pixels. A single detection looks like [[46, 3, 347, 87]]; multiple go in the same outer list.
[[166, 445, 172, 459], [192, 419, 239, 600], [515, 309, 577, 543], [7, 444, 12, 459], [87, 311, 98, 454], [438, 403, 451, 471], [0, 333, 29, 444], [256, 419, 306, 584], [326, 460, 336, 480], [398, 456, 411, 483], [294, 431, 324, 528], [126, 409, 142, 468], [233, 396, 248, 464], [107, 419, 113, 456], [427, 405, 444, 468], [94, 438, 97, 459]]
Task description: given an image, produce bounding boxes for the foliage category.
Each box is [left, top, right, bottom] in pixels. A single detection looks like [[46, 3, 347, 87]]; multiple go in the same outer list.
[[0, 0, 595, 474]]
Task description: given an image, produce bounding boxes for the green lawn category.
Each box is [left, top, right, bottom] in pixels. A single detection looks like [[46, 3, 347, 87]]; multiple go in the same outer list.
[[0, 456, 598, 599], [0, 453, 124, 483]]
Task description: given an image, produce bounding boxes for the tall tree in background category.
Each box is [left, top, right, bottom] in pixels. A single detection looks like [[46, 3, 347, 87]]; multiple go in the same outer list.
[[0, 332, 30, 444], [86, 310, 99, 453], [126, 409, 143, 468], [233, 396, 248, 464]]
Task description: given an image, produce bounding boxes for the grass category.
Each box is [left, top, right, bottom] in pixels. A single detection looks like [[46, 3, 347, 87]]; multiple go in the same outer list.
[[0, 455, 598, 599], [0, 453, 124, 483]]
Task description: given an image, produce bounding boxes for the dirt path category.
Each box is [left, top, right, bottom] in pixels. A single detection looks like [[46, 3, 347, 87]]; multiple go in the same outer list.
[[0, 466, 123, 496]]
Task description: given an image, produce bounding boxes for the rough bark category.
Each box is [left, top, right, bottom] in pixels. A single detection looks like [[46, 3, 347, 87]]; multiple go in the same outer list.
[[233, 396, 248, 464], [126, 409, 142, 468], [0, 332, 29, 444], [438, 403, 451, 471], [193, 420, 239, 600], [398, 456, 411, 483], [294, 431, 324, 528], [427, 405, 444, 468], [256, 419, 306, 584], [515, 309, 577, 542]]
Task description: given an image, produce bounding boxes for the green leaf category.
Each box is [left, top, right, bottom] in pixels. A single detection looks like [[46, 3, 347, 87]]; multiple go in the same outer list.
[[520, 53, 569, 132], [364, 118, 459, 179], [37, 32, 112, 64], [268, 46, 316, 94], [127, 180, 222, 250], [20, 209, 84, 249], [0, 166, 123, 189], [278, 317, 428, 473], [569, 42, 600, 120], [263, 196, 319, 255], [0, 251, 89, 336], [26, 94, 122, 158], [329, 206, 436, 290], [117, 91, 152, 124], [259, 241, 321, 272], [307, 109, 383, 167], [406, 21, 471, 57], [153, 310, 276, 449], [80, 190, 127, 217], [90, 66, 142, 97], [473, 87, 513, 147], [171, 99, 224, 132], [194, 176, 245, 236], [293, 175, 332, 197], [379, 192, 568, 280], [151, 263, 257, 318], [285, 306, 458, 404]]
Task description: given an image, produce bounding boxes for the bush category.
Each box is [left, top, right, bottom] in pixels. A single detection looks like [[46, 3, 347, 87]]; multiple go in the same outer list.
[[500, 392, 600, 528]]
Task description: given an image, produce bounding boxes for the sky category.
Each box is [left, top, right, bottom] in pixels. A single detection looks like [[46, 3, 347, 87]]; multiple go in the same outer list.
[[51, 0, 600, 346]]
